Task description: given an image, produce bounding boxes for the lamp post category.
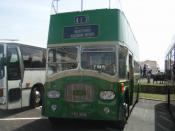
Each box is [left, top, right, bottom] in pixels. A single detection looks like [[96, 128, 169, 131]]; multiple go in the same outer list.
[[81, 0, 83, 11], [109, 0, 111, 9]]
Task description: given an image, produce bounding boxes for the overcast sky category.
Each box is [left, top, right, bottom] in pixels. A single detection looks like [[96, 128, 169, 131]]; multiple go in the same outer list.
[[1, 0, 175, 70]]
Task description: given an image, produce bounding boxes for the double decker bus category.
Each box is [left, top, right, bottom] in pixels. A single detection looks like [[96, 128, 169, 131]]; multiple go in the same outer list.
[[0, 42, 46, 109], [42, 1, 140, 128], [165, 37, 175, 121]]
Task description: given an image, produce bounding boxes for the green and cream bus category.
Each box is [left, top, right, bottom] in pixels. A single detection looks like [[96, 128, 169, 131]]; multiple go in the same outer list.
[[0, 42, 46, 109], [42, 2, 140, 128]]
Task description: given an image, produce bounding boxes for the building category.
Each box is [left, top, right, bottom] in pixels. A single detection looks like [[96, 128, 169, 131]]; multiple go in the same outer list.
[[140, 60, 159, 74]]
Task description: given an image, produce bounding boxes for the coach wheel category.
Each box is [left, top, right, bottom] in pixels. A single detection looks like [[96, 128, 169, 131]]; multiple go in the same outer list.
[[30, 87, 42, 108]]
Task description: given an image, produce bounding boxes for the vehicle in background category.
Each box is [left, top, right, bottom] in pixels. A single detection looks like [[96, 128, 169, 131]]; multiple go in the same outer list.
[[0, 42, 46, 109], [165, 39, 175, 121]]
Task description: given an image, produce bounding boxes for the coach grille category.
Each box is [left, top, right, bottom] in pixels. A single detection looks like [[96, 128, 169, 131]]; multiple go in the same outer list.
[[64, 83, 94, 102]]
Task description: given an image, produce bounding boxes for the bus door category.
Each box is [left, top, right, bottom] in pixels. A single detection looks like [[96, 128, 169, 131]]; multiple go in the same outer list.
[[128, 54, 134, 105], [7, 45, 23, 109]]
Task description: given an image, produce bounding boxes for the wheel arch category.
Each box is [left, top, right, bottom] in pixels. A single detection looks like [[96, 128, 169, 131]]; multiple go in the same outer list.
[[29, 83, 44, 107]]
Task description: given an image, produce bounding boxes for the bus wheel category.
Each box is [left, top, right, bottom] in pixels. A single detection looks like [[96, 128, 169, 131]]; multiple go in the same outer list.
[[116, 103, 128, 129], [118, 96, 130, 129], [123, 102, 129, 120], [30, 87, 42, 108], [124, 91, 130, 118]]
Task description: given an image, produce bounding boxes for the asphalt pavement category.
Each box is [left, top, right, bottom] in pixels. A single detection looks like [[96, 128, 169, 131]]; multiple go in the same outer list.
[[0, 99, 174, 131]]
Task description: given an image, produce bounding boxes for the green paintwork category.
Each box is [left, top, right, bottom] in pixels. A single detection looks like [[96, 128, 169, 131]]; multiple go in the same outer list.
[[42, 75, 132, 121], [43, 76, 122, 120], [47, 9, 137, 53], [43, 8, 140, 122]]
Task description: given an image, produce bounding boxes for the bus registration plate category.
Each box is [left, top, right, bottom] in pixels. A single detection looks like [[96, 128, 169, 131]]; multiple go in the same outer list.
[[72, 112, 87, 117]]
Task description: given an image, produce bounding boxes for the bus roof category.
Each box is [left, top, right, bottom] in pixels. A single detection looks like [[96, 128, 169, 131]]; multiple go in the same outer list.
[[47, 8, 139, 60], [0, 42, 45, 50]]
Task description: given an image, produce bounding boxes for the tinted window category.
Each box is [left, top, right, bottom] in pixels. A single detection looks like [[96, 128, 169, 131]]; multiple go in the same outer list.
[[20, 46, 45, 68], [7, 46, 21, 80]]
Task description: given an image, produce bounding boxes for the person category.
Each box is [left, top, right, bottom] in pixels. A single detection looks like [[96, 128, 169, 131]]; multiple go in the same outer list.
[[143, 64, 147, 78], [147, 69, 152, 83], [140, 66, 143, 77]]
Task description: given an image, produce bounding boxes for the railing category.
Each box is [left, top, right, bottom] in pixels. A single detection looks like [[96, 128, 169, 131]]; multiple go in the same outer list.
[[51, 0, 122, 14]]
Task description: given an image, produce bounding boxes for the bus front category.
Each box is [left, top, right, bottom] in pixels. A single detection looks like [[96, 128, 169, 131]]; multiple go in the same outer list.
[[44, 44, 120, 120], [42, 8, 138, 127]]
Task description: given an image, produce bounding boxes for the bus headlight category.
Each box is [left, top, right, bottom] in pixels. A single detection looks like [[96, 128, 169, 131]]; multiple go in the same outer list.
[[100, 91, 115, 100], [47, 90, 60, 98]]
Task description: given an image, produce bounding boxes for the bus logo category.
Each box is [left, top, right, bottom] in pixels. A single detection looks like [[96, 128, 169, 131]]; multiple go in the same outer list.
[[75, 16, 88, 24]]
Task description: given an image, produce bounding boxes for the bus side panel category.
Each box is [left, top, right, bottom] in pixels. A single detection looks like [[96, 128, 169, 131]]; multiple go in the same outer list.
[[21, 69, 45, 107]]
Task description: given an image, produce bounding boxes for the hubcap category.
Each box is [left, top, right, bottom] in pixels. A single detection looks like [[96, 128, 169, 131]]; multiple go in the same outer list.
[[34, 90, 41, 104]]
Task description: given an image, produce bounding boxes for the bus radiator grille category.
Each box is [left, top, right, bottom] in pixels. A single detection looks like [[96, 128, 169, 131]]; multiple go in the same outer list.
[[64, 83, 94, 102]]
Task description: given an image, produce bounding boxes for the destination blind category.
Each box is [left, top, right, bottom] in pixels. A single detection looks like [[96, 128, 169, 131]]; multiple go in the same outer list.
[[64, 25, 98, 39]]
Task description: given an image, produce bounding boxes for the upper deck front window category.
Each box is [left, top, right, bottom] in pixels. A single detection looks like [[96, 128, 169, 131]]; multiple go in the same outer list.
[[47, 46, 78, 75], [81, 46, 116, 75]]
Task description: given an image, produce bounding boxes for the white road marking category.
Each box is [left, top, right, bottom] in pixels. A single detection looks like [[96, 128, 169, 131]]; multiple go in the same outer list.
[[35, 106, 42, 110], [0, 117, 47, 121]]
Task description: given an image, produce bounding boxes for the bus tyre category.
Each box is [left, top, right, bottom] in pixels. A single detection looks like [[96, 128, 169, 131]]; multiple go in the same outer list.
[[124, 91, 130, 117], [30, 87, 42, 108], [124, 102, 130, 120], [117, 94, 130, 129]]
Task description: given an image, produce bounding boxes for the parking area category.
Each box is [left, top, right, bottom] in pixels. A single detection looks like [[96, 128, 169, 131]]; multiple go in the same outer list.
[[0, 99, 174, 131]]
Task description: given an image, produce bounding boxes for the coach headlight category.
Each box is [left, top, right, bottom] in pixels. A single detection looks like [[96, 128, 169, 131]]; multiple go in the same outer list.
[[47, 90, 60, 98], [100, 91, 115, 100]]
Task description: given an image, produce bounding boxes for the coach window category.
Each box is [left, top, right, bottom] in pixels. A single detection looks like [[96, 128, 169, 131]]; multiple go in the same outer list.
[[21, 47, 45, 68], [0, 45, 4, 79], [7, 47, 21, 80]]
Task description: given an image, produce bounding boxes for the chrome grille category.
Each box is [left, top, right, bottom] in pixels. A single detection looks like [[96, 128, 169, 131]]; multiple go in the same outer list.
[[64, 83, 94, 102]]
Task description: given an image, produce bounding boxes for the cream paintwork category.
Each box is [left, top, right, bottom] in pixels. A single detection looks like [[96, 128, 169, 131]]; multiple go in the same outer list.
[[47, 69, 118, 83], [21, 69, 45, 107], [7, 80, 21, 109]]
